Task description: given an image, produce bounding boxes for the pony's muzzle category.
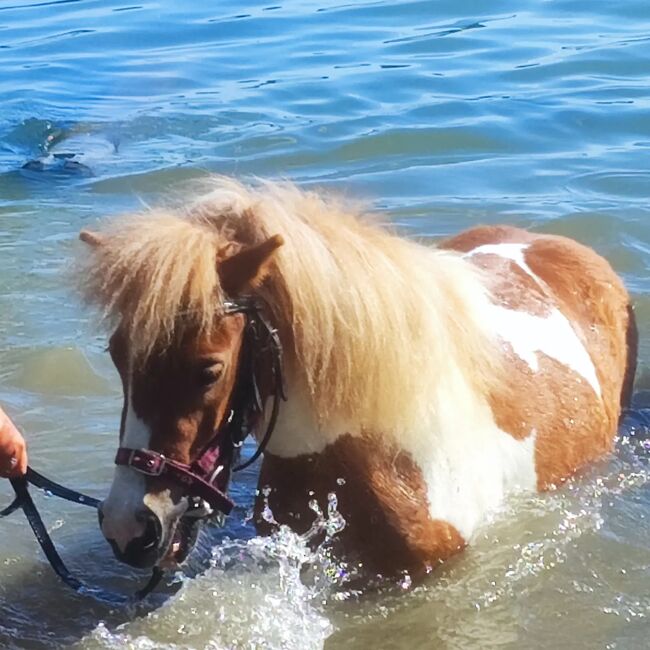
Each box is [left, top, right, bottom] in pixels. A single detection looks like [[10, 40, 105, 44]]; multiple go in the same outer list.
[[98, 502, 163, 568]]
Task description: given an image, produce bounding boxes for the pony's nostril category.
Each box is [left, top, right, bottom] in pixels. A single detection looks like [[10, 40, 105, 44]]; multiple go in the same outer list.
[[136, 508, 162, 552], [102, 506, 163, 568], [141, 522, 158, 550]]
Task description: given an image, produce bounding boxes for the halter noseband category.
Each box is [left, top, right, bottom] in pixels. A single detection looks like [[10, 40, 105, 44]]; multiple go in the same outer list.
[[114, 297, 286, 519]]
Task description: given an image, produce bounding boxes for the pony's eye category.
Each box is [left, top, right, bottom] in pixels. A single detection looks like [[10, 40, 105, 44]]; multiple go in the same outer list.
[[198, 362, 224, 387]]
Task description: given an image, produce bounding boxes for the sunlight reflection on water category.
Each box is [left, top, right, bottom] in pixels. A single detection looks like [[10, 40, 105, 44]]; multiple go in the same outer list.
[[1, 0, 650, 647]]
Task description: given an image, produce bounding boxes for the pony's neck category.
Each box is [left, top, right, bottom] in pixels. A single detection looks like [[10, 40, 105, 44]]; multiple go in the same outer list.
[[263, 364, 350, 456], [264, 342, 496, 458], [184, 180, 502, 457], [250, 200, 501, 458]]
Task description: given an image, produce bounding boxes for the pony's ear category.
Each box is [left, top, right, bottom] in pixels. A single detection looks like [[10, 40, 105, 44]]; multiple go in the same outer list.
[[218, 235, 284, 296], [79, 230, 103, 247]]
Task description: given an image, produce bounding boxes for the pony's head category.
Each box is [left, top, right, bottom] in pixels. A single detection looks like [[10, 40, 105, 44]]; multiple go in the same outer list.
[[78, 216, 283, 569]]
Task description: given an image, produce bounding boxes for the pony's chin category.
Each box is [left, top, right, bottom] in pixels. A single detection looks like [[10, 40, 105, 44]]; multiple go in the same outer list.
[[159, 517, 201, 568]]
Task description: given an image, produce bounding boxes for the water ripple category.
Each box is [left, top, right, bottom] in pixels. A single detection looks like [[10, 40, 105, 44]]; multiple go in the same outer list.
[[1, 0, 650, 648]]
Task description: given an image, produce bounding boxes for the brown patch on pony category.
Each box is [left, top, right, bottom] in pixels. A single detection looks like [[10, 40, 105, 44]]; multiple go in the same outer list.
[[532, 358, 612, 488], [256, 435, 465, 577], [486, 347, 538, 441], [486, 335, 608, 451], [489, 347, 612, 487], [444, 225, 636, 487], [525, 235, 634, 431], [441, 225, 537, 254]]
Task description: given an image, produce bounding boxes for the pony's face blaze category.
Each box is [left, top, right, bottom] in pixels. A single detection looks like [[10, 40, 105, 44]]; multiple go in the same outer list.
[[98, 315, 246, 569]]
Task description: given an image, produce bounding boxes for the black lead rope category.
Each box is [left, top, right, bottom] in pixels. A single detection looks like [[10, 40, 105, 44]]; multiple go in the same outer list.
[[1, 468, 164, 605]]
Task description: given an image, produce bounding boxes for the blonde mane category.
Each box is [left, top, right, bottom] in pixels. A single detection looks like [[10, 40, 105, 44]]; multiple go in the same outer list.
[[79, 177, 502, 436]]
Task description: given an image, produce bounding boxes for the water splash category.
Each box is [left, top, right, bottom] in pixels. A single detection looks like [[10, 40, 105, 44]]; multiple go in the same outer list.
[[259, 486, 278, 526], [78, 494, 352, 650], [61, 422, 650, 649]]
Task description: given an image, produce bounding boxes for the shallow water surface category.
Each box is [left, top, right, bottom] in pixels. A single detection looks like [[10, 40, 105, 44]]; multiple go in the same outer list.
[[1, 1, 649, 648]]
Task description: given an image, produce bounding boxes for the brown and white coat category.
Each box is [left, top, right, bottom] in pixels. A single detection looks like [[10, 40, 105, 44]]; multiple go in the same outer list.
[[79, 180, 636, 576], [257, 225, 636, 575]]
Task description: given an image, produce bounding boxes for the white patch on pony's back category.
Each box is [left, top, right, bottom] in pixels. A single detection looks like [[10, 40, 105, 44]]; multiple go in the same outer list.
[[466, 243, 540, 283], [489, 304, 601, 397], [465, 242, 601, 398], [100, 390, 150, 552]]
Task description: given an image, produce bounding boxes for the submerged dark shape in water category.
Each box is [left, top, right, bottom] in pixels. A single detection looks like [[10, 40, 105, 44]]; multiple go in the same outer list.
[[19, 125, 120, 179], [22, 153, 94, 177]]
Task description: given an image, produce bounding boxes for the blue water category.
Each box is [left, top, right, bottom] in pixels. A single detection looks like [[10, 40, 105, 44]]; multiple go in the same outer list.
[[0, 1, 649, 648]]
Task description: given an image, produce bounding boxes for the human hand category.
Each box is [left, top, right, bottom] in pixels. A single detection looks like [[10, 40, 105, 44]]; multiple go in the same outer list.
[[0, 407, 27, 478]]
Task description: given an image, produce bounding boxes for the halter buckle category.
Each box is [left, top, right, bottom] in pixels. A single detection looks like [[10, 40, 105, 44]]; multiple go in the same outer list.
[[127, 449, 166, 477]]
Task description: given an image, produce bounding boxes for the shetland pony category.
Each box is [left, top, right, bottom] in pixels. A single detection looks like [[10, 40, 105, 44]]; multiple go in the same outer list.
[[78, 178, 636, 575]]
